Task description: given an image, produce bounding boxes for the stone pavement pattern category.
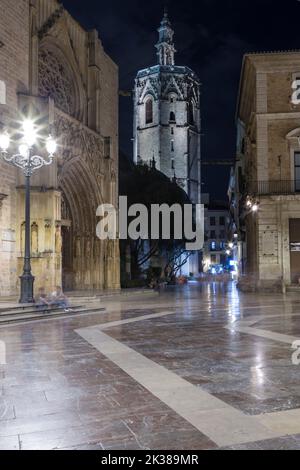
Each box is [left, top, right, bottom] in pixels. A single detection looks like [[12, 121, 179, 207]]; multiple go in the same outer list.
[[1, 283, 300, 450]]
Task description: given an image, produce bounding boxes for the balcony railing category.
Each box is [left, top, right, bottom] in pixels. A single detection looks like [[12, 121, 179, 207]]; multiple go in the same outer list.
[[248, 181, 300, 196]]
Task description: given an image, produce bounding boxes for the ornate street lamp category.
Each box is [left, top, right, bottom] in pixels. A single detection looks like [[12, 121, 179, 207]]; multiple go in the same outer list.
[[0, 120, 57, 303]]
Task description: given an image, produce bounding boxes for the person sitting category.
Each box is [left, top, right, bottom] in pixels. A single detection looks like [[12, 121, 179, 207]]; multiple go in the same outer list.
[[36, 288, 50, 311], [50, 286, 72, 312]]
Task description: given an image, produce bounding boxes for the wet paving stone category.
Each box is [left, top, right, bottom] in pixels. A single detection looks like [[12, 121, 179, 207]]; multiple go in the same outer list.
[[1, 283, 300, 449]]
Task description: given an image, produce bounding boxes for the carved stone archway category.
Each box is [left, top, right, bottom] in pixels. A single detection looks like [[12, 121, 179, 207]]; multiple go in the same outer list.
[[54, 109, 119, 291]]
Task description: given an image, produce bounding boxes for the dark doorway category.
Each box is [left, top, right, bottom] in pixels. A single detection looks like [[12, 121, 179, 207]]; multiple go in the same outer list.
[[289, 219, 300, 284], [62, 225, 74, 291], [61, 194, 74, 291]]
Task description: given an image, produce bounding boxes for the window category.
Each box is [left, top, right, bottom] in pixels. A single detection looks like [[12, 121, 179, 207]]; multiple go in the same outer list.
[[210, 231, 216, 239], [211, 241, 216, 251], [210, 217, 216, 226], [171, 159, 175, 170], [211, 254, 217, 263], [104, 137, 111, 159], [241, 138, 246, 154], [295, 152, 300, 191], [220, 230, 226, 240], [171, 140, 174, 152], [188, 102, 194, 125], [171, 127, 174, 135], [169, 111, 176, 122], [219, 217, 225, 226], [0, 80, 6, 105], [145, 98, 153, 124]]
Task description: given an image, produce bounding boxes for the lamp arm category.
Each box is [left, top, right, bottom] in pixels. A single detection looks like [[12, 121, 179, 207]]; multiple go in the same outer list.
[[1, 151, 54, 176]]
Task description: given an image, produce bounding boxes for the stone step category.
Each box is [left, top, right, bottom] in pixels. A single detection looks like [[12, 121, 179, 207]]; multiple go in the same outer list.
[[0, 306, 106, 325], [0, 305, 84, 317], [286, 285, 300, 293], [0, 304, 36, 313], [0, 289, 157, 308]]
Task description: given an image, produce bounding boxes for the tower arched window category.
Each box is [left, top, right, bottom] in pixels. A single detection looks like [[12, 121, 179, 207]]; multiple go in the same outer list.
[[170, 111, 176, 123], [188, 102, 194, 125], [145, 98, 153, 125]]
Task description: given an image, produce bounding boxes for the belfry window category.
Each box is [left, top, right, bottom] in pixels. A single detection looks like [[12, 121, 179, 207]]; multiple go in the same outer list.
[[170, 112, 176, 123], [188, 102, 194, 125], [145, 99, 153, 125]]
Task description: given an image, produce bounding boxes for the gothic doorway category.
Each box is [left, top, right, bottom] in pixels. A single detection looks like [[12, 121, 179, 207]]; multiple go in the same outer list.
[[61, 194, 74, 292]]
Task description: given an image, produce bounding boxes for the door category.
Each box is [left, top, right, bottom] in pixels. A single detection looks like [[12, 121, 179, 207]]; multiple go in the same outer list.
[[289, 219, 300, 284], [62, 225, 74, 291]]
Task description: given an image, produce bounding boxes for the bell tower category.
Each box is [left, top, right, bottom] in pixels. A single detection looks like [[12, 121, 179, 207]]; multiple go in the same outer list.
[[133, 10, 201, 206]]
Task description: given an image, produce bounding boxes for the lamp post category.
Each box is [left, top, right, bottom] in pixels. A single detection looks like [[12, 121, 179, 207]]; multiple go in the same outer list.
[[0, 120, 57, 303]]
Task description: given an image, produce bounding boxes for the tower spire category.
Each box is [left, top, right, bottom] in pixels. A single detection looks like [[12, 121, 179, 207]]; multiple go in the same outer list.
[[155, 8, 176, 66]]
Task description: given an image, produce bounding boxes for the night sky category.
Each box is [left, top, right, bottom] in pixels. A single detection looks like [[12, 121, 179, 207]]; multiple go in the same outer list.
[[62, 0, 300, 200]]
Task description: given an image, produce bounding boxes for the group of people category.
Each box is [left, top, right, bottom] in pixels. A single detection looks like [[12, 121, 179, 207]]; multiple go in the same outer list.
[[36, 286, 72, 313]]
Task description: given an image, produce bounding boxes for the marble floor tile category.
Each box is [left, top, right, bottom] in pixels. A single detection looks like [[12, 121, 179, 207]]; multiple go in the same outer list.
[[1, 283, 300, 449]]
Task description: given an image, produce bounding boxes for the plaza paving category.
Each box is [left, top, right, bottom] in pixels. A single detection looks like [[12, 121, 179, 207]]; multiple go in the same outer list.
[[1, 283, 300, 450]]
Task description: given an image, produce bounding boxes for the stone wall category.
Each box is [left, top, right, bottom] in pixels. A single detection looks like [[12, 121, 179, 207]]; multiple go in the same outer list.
[[236, 52, 300, 290], [0, 0, 30, 296]]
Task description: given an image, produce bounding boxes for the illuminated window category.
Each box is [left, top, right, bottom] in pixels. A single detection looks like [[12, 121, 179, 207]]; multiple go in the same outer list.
[[0, 80, 6, 105]]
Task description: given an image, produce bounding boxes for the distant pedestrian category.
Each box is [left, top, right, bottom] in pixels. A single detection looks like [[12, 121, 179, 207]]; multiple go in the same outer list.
[[35, 288, 50, 311], [50, 286, 72, 312]]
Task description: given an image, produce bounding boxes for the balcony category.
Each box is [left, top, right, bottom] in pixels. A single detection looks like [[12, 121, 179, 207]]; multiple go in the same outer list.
[[248, 181, 300, 196]]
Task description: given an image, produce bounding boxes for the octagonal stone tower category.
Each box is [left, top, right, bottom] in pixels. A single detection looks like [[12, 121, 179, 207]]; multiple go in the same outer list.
[[133, 10, 201, 205]]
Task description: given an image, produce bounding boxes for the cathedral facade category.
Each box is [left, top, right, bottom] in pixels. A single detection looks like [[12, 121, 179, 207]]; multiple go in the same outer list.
[[133, 11, 201, 206], [0, 0, 120, 297]]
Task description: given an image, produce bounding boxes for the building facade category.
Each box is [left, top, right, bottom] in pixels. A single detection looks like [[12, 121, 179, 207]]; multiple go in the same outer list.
[[202, 196, 230, 272], [133, 11, 201, 206], [0, 0, 120, 297], [231, 51, 300, 291]]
